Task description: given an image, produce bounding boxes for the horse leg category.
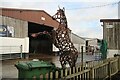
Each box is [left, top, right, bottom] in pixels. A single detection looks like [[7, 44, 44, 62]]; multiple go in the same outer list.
[[59, 55, 67, 68]]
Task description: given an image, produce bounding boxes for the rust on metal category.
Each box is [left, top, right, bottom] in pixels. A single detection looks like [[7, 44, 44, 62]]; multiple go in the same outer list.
[[52, 8, 79, 68]]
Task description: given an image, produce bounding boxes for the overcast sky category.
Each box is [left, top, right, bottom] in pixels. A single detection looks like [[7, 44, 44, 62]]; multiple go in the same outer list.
[[1, 0, 119, 39]]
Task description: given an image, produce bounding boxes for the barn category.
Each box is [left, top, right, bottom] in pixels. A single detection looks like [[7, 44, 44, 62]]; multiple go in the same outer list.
[[0, 8, 86, 59], [100, 19, 120, 58], [0, 8, 60, 59]]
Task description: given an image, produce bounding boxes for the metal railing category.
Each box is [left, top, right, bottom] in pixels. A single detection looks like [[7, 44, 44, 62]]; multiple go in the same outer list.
[[0, 45, 23, 60]]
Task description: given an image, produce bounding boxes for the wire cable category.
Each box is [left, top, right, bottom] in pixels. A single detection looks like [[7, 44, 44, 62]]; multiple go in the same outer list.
[[66, 1, 120, 10]]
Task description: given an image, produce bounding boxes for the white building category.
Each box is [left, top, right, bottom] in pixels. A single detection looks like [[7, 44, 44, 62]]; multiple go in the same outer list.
[[71, 33, 86, 52]]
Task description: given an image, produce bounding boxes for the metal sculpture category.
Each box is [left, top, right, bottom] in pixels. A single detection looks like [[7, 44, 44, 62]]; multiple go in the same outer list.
[[52, 8, 79, 68]]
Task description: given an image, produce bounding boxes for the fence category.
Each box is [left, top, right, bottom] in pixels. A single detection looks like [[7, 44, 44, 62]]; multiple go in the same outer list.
[[0, 45, 23, 60], [33, 56, 120, 80], [81, 46, 102, 61]]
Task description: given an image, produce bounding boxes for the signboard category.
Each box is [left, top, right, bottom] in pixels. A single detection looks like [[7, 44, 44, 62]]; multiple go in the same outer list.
[[106, 24, 114, 28], [0, 25, 14, 37]]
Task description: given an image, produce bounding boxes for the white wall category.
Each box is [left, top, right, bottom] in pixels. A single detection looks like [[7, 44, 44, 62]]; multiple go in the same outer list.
[[73, 44, 86, 52], [71, 33, 86, 52], [52, 33, 86, 53], [0, 37, 29, 54], [88, 39, 98, 47], [107, 49, 120, 58], [71, 33, 85, 44], [53, 45, 59, 52]]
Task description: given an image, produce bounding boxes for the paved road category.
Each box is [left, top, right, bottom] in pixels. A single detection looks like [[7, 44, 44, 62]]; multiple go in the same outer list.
[[1, 53, 96, 79]]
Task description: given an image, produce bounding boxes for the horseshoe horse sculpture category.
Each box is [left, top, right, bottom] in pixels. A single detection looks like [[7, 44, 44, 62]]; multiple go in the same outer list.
[[52, 8, 79, 68], [30, 8, 79, 68]]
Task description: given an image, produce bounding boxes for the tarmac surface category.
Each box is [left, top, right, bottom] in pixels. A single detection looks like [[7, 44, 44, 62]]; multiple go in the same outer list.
[[1, 53, 96, 79]]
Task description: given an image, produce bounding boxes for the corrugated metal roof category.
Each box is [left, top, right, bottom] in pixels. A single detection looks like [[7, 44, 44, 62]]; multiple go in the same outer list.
[[71, 33, 86, 44], [71, 33, 86, 40], [1, 8, 59, 28]]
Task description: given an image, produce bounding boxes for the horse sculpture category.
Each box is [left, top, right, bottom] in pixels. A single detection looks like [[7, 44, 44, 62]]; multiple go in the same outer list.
[[52, 8, 79, 68], [30, 8, 79, 68]]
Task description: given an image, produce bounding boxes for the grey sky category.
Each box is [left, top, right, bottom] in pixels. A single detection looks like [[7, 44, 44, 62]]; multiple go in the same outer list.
[[1, 0, 119, 39]]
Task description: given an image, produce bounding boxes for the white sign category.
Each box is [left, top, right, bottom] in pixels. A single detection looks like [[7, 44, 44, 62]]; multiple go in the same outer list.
[[0, 25, 14, 37], [7, 26, 14, 37], [106, 24, 114, 28], [41, 16, 45, 21]]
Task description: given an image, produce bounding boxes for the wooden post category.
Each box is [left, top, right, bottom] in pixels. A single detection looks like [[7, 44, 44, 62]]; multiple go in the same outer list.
[[108, 61, 111, 80], [55, 71, 59, 78], [45, 73, 49, 80], [50, 72, 53, 79], [81, 46, 84, 70], [40, 75, 43, 79], [65, 68, 68, 76], [61, 69, 63, 78], [118, 56, 120, 71], [76, 67, 79, 79], [90, 67, 94, 80]]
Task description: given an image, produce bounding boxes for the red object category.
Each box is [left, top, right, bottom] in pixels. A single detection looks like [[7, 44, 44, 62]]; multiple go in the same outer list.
[[31, 33, 38, 37]]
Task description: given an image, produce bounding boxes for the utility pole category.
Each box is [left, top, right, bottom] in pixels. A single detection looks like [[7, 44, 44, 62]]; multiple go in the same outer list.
[[118, 1, 120, 19]]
